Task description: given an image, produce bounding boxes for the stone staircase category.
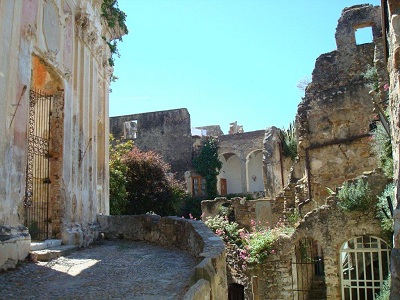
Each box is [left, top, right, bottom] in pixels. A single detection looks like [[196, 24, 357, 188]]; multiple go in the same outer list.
[[30, 239, 78, 262]]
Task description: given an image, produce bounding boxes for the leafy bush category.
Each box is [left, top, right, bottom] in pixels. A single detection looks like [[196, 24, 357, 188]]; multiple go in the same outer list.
[[109, 135, 132, 215], [193, 136, 222, 198], [123, 146, 187, 216], [337, 179, 373, 212], [376, 183, 394, 236], [362, 65, 379, 93], [373, 122, 393, 178], [179, 196, 205, 220], [205, 216, 294, 268], [376, 275, 391, 300]]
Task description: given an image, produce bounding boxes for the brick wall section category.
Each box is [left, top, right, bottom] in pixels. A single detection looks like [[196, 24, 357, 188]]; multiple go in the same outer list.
[[98, 215, 228, 300]]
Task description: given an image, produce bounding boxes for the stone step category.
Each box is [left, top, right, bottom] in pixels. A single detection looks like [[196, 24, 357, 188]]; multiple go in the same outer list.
[[30, 245, 78, 262], [30, 239, 62, 251]]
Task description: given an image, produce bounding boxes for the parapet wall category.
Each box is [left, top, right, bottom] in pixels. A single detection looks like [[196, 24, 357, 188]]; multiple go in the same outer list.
[[98, 215, 227, 300]]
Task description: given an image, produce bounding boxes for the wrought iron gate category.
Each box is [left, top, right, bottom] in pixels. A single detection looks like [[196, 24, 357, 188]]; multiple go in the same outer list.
[[24, 89, 52, 241], [291, 238, 326, 300], [340, 236, 391, 300]]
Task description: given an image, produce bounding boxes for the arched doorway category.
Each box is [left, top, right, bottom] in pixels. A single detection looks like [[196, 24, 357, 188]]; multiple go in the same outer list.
[[340, 236, 391, 300], [292, 238, 326, 300], [24, 56, 64, 241]]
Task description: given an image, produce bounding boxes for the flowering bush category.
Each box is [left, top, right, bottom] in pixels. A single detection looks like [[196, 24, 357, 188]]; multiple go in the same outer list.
[[205, 216, 294, 268]]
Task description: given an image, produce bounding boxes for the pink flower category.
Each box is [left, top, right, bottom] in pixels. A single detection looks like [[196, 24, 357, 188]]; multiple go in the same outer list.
[[215, 229, 224, 236], [271, 249, 276, 254], [250, 219, 256, 227], [384, 83, 389, 91]]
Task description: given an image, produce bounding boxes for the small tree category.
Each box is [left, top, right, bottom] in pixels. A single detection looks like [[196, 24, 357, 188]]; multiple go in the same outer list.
[[109, 134, 132, 215], [193, 136, 222, 198], [123, 147, 186, 216]]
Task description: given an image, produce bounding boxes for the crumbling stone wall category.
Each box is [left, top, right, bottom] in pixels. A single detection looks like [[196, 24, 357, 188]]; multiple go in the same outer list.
[[98, 215, 228, 300], [263, 126, 292, 199], [110, 108, 193, 179], [295, 4, 383, 204], [384, 0, 400, 297]]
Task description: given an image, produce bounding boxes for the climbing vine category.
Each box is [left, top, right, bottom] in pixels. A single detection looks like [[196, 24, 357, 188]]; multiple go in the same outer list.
[[193, 136, 222, 199], [101, 0, 128, 74]]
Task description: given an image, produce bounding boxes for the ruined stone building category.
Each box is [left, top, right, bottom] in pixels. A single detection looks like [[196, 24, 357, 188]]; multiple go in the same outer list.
[[109, 108, 193, 179], [203, 4, 394, 299], [383, 0, 400, 297], [0, 0, 124, 271], [110, 110, 284, 199]]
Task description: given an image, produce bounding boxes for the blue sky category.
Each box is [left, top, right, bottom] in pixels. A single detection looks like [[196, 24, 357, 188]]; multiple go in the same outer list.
[[109, 0, 380, 134]]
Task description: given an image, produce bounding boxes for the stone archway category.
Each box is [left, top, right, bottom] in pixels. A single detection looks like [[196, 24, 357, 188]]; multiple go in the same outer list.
[[24, 55, 64, 240]]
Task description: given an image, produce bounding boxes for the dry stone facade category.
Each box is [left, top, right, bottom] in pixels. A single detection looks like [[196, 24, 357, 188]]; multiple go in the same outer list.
[[0, 0, 122, 270]]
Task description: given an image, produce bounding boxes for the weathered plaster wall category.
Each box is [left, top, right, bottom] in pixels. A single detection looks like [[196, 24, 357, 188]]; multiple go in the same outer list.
[[109, 108, 193, 178], [98, 215, 228, 300], [0, 0, 117, 270], [295, 4, 382, 203]]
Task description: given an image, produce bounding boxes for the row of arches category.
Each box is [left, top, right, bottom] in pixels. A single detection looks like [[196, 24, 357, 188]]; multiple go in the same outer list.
[[217, 150, 264, 195]]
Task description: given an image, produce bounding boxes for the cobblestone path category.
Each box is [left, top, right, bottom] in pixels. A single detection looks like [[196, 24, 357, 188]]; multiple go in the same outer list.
[[0, 240, 197, 300]]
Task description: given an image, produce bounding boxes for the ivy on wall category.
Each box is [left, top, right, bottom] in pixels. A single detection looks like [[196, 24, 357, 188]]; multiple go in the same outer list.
[[101, 0, 128, 81], [193, 136, 222, 199]]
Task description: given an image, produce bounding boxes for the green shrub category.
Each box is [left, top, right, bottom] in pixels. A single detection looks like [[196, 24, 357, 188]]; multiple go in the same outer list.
[[337, 179, 373, 212], [377, 183, 394, 236], [373, 122, 393, 178], [123, 146, 187, 216], [279, 122, 297, 160], [376, 275, 391, 300], [193, 136, 222, 199], [109, 135, 132, 215]]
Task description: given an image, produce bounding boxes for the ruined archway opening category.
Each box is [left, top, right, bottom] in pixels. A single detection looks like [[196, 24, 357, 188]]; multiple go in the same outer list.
[[25, 55, 64, 241]]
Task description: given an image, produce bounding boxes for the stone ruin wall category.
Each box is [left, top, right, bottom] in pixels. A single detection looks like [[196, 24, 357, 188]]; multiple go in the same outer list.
[[295, 4, 383, 207], [109, 108, 193, 179], [385, 0, 400, 297]]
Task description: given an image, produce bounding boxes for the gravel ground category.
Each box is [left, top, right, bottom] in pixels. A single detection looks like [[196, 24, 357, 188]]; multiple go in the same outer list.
[[0, 240, 197, 300]]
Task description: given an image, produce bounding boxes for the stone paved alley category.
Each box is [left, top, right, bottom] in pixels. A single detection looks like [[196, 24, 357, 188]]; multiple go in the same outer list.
[[0, 240, 197, 300]]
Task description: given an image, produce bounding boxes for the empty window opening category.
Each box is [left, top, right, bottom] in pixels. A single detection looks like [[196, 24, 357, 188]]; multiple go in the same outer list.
[[355, 27, 373, 45], [123, 120, 138, 139]]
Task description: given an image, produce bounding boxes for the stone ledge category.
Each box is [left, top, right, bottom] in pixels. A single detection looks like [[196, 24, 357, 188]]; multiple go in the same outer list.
[[98, 215, 227, 300], [30, 245, 78, 262]]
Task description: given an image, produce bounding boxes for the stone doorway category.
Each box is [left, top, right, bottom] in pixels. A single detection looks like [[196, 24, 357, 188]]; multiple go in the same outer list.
[[291, 238, 326, 300], [340, 236, 390, 300], [24, 56, 64, 241]]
